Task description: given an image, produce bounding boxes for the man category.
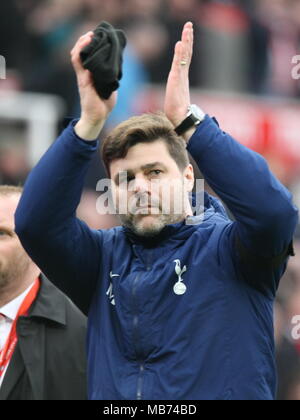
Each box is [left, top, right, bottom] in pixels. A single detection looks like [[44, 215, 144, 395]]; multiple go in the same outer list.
[[0, 186, 87, 400], [15, 23, 298, 400]]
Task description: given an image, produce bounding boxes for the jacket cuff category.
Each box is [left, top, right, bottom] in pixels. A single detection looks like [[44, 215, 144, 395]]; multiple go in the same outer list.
[[186, 115, 221, 158], [63, 118, 99, 150]]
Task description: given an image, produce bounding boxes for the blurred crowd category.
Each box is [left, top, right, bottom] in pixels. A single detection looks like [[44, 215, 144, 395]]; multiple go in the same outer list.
[[2, 0, 300, 181], [2, 0, 300, 110], [0, 0, 300, 400]]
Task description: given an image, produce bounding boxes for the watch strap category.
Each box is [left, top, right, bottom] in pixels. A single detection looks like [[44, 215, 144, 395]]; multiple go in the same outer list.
[[175, 114, 200, 136]]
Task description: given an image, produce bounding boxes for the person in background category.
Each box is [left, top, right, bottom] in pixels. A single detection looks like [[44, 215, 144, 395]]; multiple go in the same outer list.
[[0, 185, 87, 400], [0, 141, 29, 186]]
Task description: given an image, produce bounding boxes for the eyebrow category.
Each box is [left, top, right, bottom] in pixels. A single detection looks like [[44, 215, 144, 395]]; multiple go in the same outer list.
[[114, 162, 168, 185]]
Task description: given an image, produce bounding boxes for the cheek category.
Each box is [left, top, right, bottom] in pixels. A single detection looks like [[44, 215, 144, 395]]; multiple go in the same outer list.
[[114, 188, 128, 211], [157, 179, 185, 208], [0, 240, 13, 253], [11, 243, 31, 268], [0, 241, 17, 265]]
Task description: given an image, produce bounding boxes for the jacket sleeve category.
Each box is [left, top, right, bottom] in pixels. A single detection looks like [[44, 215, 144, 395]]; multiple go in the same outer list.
[[15, 121, 103, 314], [187, 116, 299, 296]]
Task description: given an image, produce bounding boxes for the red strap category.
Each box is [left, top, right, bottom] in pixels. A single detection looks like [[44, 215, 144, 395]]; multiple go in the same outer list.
[[295, 342, 300, 355], [0, 279, 40, 377]]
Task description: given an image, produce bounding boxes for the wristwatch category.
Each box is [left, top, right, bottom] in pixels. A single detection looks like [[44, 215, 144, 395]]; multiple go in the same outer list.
[[175, 105, 206, 136]]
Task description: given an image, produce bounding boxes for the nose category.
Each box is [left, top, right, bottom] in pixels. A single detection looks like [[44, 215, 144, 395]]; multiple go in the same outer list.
[[131, 174, 150, 194]]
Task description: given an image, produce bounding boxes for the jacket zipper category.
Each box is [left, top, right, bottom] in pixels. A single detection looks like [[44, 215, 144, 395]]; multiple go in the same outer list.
[[136, 362, 145, 400], [132, 273, 145, 400]]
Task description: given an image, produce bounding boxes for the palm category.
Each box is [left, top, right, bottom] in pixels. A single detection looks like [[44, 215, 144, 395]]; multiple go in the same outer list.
[[77, 69, 117, 122], [164, 22, 194, 128]]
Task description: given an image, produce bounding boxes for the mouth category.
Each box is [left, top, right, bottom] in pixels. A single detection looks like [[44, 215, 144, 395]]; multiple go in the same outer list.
[[134, 206, 160, 215]]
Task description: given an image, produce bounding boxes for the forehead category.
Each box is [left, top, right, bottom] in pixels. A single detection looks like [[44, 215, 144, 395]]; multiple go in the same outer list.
[[0, 195, 20, 227], [110, 140, 177, 175]]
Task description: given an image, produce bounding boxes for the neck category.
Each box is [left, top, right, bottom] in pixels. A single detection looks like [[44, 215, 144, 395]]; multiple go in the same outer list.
[[0, 268, 40, 308]]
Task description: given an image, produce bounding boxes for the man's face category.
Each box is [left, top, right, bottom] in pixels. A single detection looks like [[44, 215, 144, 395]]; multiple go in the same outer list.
[[110, 140, 194, 237], [0, 194, 32, 290]]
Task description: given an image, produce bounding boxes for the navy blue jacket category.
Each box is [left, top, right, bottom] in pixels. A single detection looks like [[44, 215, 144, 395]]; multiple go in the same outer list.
[[15, 116, 298, 400]]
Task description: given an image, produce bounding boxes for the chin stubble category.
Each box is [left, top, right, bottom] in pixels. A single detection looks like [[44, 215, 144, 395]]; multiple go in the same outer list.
[[120, 212, 185, 238]]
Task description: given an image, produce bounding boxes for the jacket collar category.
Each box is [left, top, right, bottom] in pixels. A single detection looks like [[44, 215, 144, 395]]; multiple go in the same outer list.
[[28, 275, 67, 326], [0, 283, 35, 322]]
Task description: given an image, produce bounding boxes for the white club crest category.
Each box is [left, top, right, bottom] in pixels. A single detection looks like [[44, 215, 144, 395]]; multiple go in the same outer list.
[[173, 260, 187, 296]]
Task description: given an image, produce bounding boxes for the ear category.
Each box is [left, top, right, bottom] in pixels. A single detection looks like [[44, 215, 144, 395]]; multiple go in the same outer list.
[[183, 164, 194, 193]]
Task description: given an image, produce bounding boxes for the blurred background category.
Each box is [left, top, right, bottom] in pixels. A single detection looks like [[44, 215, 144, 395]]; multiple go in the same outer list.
[[0, 0, 300, 400]]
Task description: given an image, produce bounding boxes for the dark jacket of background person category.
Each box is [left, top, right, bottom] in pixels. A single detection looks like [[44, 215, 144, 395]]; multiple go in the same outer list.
[[0, 276, 87, 401]]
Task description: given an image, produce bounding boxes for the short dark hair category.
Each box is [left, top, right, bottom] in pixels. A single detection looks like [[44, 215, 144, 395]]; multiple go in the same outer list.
[[0, 185, 23, 197], [101, 112, 190, 177]]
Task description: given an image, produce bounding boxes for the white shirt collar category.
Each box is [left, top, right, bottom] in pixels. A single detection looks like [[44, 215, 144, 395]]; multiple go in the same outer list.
[[0, 283, 36, 322]]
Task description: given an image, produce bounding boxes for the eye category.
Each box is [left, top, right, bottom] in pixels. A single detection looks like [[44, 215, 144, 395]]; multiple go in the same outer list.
[[0, 230, 7, 237], [117, 175, 134, 186], [149, 170, 163, 176], [127, 175, 135, 182]]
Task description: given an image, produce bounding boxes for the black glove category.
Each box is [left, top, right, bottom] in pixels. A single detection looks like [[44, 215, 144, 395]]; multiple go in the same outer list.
[[80, 21, 127, 100]]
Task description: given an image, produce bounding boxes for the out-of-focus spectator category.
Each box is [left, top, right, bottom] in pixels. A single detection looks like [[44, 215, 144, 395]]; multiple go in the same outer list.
[[276, 237, 300, 400], [196, 0, 254, 92], [147, 0, 203, 87], [274, 301, 300, 400], [83, 0, 124, 24], [21, 0, 83, 114], [0, 186, 87, 400], [0, 132, 29, 185], [255, 0, 300, 97], [124, 0, 164, 20], [0, 2, 31, 90], [291, 178, 300, 218]]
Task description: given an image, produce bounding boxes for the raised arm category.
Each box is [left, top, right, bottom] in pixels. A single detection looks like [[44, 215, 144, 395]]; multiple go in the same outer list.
[[164, 23, 299, 295], [15, 32, 118, 314]]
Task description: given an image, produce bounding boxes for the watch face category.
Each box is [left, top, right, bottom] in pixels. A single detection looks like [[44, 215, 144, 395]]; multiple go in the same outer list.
[[189, 104, 205, 121]]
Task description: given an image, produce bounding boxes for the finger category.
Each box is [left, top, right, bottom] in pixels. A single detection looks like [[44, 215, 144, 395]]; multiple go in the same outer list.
[[189, 24, 194, 61], [76, 31, 94, 45], [181, 30, 189, 64], [185, 22, 194, 60], [181, 22, 193, 43], [190, 26, 194, 59], [181, 23, 193, 64], [71, 34, 94, 73], [71, 32, 94, 57], [170, 23, 194, 74], [80, 31, 94, 39], [171, 40, 192, 74], [170, 41, 183, 73], [182, 21, 193, 38]]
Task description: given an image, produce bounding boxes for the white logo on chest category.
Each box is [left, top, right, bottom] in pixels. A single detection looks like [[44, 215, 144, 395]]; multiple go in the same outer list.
[[106, 272, 120, 306], [173, 260, 187, 295]]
